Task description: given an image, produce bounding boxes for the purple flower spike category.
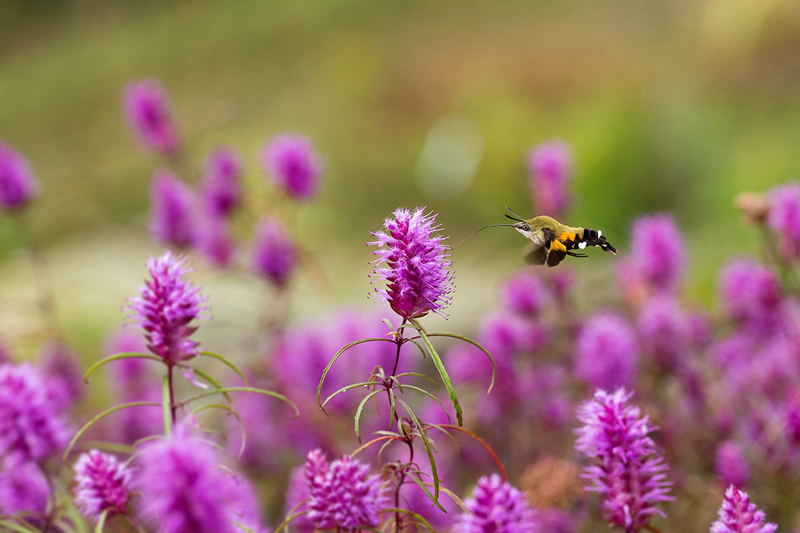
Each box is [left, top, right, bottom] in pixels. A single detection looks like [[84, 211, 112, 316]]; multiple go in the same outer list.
[[637, 295, 689, 371], [260, 134, 323, 201], [528, 140, 572, 218], [74, 450, 132, 521], [0, 141, 37, 211], [39, 341, 84, 407], [251, 216, 296, 286], [767, 181, 800, 261], [201, 147, 243, 217], [305, 449, 386, 530], [150, 169, 196, 249], [624, 214, 686, 295], [454, 474, 537, 533], [138, 428, 238, 533], [0, 459, 49, 517], [575, 312, 638, 390], [710, 486, 777, 533], [575, 388, 673, 532], [501, 270, 549, 317], [123, 80, 180, 154], [0, 363, 70, 463], [715, 441, 749, 489], [719, 259, 782, 335], [196, 215, 235, 269], [127, 252, 208, 366], [369, 207, 454, 319]]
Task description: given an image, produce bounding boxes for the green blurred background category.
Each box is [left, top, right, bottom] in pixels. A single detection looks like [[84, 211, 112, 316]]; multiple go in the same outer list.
[[1, 0, 800, 356]]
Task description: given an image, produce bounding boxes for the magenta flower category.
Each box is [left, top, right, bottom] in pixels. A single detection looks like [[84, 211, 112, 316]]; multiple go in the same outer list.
[[369, 207, 454, 319], [138, 428, 237, 533], [767, 181, 800, 261], [719, 259, 782, 335], [715, 442, 749, 489], [39, 341, 84, 407], [123, 80, 180, 154], [0, 459, 49, 517], [127, 252, 208, 366], [251, 216, 296, 286], [575, 312, 639, 390], [527, 140, 572, 218], [201, 147, 243, 217], [305, 449, 386, 530], [74, 450, 132, 521], [150, 169, 196, 249], [454, 474, 537, 533], [195, 215, 235, 269], [500, 270, 549, 317], [284, 466, 316, 533], [710, 486, 776, 533], [260, 134, 323, 201], [0, 141, 37, 211], [0, 363, 70, 463], [575, 388, 672, 532], [637, 295, 689, 371], [621, 214, 686, 295]]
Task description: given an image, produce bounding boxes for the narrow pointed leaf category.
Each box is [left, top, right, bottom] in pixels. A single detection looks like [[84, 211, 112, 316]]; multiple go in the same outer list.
[[412, 323, 463, 426], [397, 398, 439, 505], [178, 387, 298, 416], [199, 351, 250, 385], [426, 332, 496, 393], [354, 390, 383, 443], [83, 353, 161, 383], [317, 338, 394, 411]]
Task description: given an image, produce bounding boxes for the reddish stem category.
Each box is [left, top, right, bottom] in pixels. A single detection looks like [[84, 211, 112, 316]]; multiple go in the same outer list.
[[431, 424, 507, 481]]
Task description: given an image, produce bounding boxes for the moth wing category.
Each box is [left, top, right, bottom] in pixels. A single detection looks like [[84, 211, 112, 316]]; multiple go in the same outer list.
[[523, 243, 547, 266]]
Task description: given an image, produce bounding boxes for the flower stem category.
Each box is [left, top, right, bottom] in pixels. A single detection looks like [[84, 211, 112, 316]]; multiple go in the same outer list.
[[167, 365, 177, 425]]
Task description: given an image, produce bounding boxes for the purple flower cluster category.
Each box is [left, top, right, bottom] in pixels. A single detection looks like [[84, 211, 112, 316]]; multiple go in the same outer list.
[[305, 449, 385, 530], [251, 216, 297, 287], [454, 474, 537, 533], [73, 450, 132, 521], [123, 80, 180, 154], [637, 295, 689, 371], [619, 214, 686, 297], [260, 134, 324, 201], [201, 147, 243, 217], [150, 169, 196, 249], [0, 141, 37, 211], [575, 388, 672, 532], [710, 486, 776, 533], [0, 459, 49, 517], [0, 363, 70, 463], [714, 441, 749, 489], [767, 181, 800, 261], [127, 252, 208, 366], [575, 312, 639, 390], [527, 140, 572, 218], [369, 207, 454, 319]]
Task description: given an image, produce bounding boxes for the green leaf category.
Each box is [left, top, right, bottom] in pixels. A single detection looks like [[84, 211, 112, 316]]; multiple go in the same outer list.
[[162, 374, 172, 437], [397, 398, 439, 505], [179, 387, 299, 417], [393, 372, 437, 387], [0, 520, 39, 533], [83, 353, 161, 383], [63, 401, 160, 463], [321, 381, 378, 409], [412, 321, 463, 426], [406, 473, 447, 512], [273, 511, 310, 533], [191, 367, 233, 404], [382, 508, 435, 533], [387, 387, 396, 430], [192, 404, 247, 459], [407, 339, 427, 359], [399, 385, 451, 424], [317, 338, 394, 412], [381, 318, 396, 333], [94, 510, 108, 533], [354, 390, 383, 443], [426, 332, 496, 393], [199, 351, 250, 386]]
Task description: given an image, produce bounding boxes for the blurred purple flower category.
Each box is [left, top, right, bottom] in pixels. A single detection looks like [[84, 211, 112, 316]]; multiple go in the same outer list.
[[305, 449, 386, 530], [74, 450, 132, 521], [138, 427, 237, 533], [719, 259, 782, 335], [284, 466, 316, 533], [0, 459, 49, 517], [369, 207, 453, 319], [621, 214, 686, 296], [150, 170, 196, 249], [528, 140, 572, 218], [224, 470, 267, 533], [715, 442, 749, 489], [575, 388, 672, 532], [39, 341, 84, 408], [767, 181, 800, 261], [251, 216, 296, 287], [710, 486, 776, 533], [501, 270, 549, 318], [637, 295, 689, 371], [123, 80, 180, 154], [0, 363, 70, 463], [454, 474, 537, 533], [575, 312, 639, 390], [226, 378, 285, 470], [260, 134, 323, 201], [551, 268, 574, 308], [535, 509, 574, 533], [201, 146, 243, 217], [127, 252, 208, 366], [0, 141, 37, 211], [196, 215, 236, 269]]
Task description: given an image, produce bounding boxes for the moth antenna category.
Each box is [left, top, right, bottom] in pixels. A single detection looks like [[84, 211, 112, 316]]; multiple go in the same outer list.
[[505, 206, 526, 222]]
